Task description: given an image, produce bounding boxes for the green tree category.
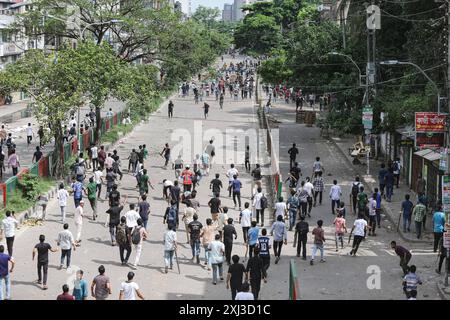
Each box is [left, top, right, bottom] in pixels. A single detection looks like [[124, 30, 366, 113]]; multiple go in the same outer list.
[[192, 5, 220, 27]]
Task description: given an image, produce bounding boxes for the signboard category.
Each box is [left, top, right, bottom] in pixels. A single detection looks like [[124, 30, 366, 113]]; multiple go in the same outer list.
[[416, 132, 445, 148], [399, 139, 414, 147], [415, 112, 446, 132], [362, 106, 373, 129], [442, 175, 450, 215], [444, 232, 450, 249]]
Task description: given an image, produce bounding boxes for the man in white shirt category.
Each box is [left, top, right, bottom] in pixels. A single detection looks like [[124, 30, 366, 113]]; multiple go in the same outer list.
[[93, 169, 103, 200], [304, 177, 314, 216], [0, 210, 19, 256], [105, 153, 115, 171], [69, 116, 77, 129], [57, 183, 69, 223], [235, 282, 254, 300], [26, 123, 34, 146], [349, 213, 368, 256], [329, 180, 342, 216], [204, 140, 215, 168], [119, 272, 145, 300], [226, 164, 239, 197], [57, 223, 76, 269], [208, 234, 225, 285], [273, 196, 287, 220], [91, 144, 99, 171], [125, 204, 141, 229], [74, 201, 85, 246], [163, 225, 177, 273], [253, 187, 265, 227], [239, 202, 252, 244]]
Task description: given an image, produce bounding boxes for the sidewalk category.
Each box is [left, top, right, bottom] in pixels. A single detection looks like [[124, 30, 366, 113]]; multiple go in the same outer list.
[[331, 136, 434, 244], [0, 98, 126, 182]]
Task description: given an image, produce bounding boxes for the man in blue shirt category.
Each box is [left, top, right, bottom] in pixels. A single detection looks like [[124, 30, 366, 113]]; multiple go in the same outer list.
[[374, 187, 382, 228], [401, 194, 414, 233], [271, 215, 287, 264], [231, 175, 242, 210], [71, 178, 84, 208], [378, 163, 388, 197], [0, 244, 15, 300], [385, 168, 394, 202], [257, 229, 271, 275], [433, 204, 446, 252], [247, 221, 259, 258], [72, 269, 88, 300], [402, 194, 414, 232]]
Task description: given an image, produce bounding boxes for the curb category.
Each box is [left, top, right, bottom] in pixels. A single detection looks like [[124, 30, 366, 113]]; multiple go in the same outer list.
[[15, 184, 58, 224], [328, 136, 432, 245], [436, 280, 449, 300]]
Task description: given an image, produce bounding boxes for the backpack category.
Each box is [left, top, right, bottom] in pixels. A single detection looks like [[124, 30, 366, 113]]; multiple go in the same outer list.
[[351, 183, 360, 197], [5, 137, 11, 147], [260, 194, 268, 209], [116, 224, 127, 246], [69, 126, 76, 135], [393, 162, 399, 172], [298, 222, 309, 236], [131, 226, 142, 245], [76, 164, 85, 176], [168, 207, 177, 222]]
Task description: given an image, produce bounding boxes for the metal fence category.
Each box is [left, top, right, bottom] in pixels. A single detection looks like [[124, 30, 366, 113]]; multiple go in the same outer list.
[[0, 111, 125, 207]]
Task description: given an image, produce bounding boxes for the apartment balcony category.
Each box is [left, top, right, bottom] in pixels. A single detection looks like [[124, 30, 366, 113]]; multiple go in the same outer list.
[[0, 42, 23, 57]]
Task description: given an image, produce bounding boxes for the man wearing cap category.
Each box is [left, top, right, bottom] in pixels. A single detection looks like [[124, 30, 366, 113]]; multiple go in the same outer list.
[[74, 201, 85, 246], [181, 165, 194, 192]]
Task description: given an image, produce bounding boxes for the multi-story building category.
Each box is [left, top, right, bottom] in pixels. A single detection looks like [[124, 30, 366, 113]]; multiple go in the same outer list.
[[222, 3, 233, 22]]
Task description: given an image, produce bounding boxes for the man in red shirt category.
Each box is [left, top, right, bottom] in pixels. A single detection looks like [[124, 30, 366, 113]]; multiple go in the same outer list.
[[181, 165, 194, 192], [57, 284, 75, 300]]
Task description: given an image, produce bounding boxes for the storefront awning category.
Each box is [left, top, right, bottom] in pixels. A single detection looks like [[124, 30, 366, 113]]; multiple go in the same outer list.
[[414, 149, 433, 157], [414, 148, 442, 162]]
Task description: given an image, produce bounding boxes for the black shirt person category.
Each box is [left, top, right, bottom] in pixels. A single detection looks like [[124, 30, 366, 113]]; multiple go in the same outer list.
[[210, 174, 223, 197], [168, 100, 174, 118], [223, 218, 237, 265], [287, 143, 299, 169], [32, 234, 57, 290], [227, 255, 246, 300], [245, 247, 267, 300]]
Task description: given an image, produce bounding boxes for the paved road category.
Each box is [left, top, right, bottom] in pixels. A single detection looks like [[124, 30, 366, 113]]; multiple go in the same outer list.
[[5, 55, 282, 300], [265, 99, 442, 300]]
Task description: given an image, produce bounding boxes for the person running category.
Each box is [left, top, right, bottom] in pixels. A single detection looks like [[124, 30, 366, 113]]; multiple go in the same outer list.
[[333, 212, 347, 252], [72, 270, 88, 300], [188, 214, 203, 264], [170, 180, 181, 215], [7, 149, 19, 176], [378, 163, 388, 197], [287, 143, 299, 169], [271, 215, 287, 264], [0, 244, 14, 300], [208, 193, 222, 223], [138, 169, 154, 196], [350, 176, 361, 214], [203, 102, 210, 119], [231, 175, 242, 210], [313, 172, 324, 206], [205, 140, 215, 167], [240, 203, 252, 244], [32, 146, 43, 163], [245, 247, 267, 300], [85, 177, 98, 220], [172, 155, 184, 179], [286, 189, 299, 231], [181, 165, 194, 192], [116, 216, 132, 265], [74, 201, 85, 246], [402, 265, 422, 299], [433, 203, 446, 252], [57, 223, 76, 269], [106, 194, 127, 245], [223, 217, 237, 265], [312, 157, 324, 176], [219, 93, 224, 109], [294, 215, 309, 260], [0, 210, 19, 257], [131, 219, 147, 269], [248, 221, 259, 259], [349, 213, 368, 256], [391, 241, 412, 275], [210, 173, 223, 197], [208, 234, 225, 285], [436, 237, 450, 274], [71, 178, 83, 209], [310, 220, 326, 265], [374, 187, 382, 228], [163, 224, 177, 273], [226, 255, 246, 300], [329, 180, 342, 215], [33, 234, 57, 290], [297, 181, 309, 218], [253, 187, 267, 227], [26, 122, 34, 146], [201, 218, 217, 270], [226, 164, 239, 197], [168, 100, 174, 118], [91, 265, 111, 300], [368, 193, 377, 236], [304, 177, 314, 215], [160, 143, 171, 169], [413, 199, 426, 239], [357, 186, 368, 216]]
